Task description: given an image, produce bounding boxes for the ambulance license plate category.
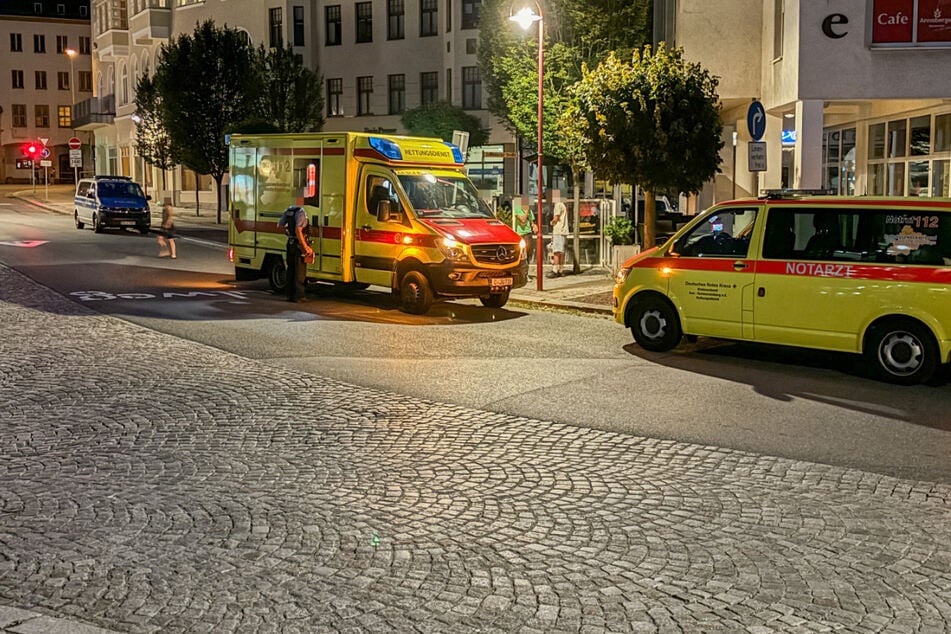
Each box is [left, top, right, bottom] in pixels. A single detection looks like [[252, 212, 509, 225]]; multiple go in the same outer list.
[[490, 277, 513, 289]]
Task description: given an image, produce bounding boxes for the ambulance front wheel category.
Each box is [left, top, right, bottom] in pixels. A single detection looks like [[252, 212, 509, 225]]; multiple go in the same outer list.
[[399, 271, 433, 315], [479, 291, 509, 308], [865, 318, 938, 385], [267, 257, 287, 293], [630, 295, 682, 352]]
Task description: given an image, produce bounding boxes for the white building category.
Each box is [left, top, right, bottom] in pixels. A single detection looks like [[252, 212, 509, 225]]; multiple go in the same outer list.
[[85, 0, 513, 206], [0, 0, 93, 184], [656, 0, 951, 209]]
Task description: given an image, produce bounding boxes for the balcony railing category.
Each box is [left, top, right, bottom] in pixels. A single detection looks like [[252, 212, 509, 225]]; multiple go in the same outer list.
[[72, 95, 116, 130]]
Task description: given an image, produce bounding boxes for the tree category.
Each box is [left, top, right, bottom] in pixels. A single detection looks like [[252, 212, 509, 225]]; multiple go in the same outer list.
[[153, 20, 258, 222], [133, 72, 177, 196], [256, 44, 324, 132], [573, 46, 724, 248], [401, 101, 489, 147]]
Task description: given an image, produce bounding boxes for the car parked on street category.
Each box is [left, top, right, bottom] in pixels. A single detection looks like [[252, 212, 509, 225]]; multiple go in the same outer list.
[[74, 175, 151, 234]]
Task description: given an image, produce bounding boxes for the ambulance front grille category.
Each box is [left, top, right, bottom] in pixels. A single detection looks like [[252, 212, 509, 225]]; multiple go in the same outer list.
[[471, 243, 520, 265]]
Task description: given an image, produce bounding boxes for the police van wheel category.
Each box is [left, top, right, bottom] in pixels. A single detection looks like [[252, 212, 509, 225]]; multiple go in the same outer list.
[[93, 214, 104, 233], [267, 258, 287, 293], [865, 319, 938, 385], [399, 271, 433, 315], [630, 296, 682, 352], [74, 212, 84, 230], [479, 292, 509, 309]]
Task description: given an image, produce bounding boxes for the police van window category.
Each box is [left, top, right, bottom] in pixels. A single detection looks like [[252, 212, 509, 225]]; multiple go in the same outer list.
[[765, 208, 950, 265], [676, 208, 758, 257], [76, 181, 89, 197], [293, 158, 319, 207]]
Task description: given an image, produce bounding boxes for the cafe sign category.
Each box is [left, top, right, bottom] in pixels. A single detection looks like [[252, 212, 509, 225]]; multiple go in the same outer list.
[[871, 0, 951, 46]]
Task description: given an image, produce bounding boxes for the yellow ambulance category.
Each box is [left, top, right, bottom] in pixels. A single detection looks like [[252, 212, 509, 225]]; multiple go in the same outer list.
[[229, 133, 527, 314], [613, 193, 951, 384]]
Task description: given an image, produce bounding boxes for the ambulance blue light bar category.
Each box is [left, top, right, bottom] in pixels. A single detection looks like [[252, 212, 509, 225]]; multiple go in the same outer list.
[[369, 137, 403, 160], [444, 143, 464, 164]]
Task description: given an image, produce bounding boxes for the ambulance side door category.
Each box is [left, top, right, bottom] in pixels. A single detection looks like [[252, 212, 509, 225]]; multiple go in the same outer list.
[[666, 207, 760, 340], [353, 170, 408, 287]]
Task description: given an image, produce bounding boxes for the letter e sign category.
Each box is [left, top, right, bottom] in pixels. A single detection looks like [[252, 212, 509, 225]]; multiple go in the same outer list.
[[822, 13, 849, 38]]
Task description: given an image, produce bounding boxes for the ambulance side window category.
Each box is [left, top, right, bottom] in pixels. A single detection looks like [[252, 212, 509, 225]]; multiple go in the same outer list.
[[365, 176, 400, 218], [677, 208, 758, 257]]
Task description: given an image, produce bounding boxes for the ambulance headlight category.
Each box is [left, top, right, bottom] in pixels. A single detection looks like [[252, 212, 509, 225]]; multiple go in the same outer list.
[[437, 236, 469, 262], [615, 265, 633, 285]]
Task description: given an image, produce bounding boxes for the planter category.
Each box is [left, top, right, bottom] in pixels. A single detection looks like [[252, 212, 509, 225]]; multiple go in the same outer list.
[[611, 244, 641, 273]]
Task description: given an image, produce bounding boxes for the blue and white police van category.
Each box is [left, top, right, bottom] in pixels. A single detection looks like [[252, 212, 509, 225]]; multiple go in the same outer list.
[[74, 175, 151, 234]]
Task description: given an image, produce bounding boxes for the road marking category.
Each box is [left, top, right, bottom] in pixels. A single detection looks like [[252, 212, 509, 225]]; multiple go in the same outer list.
[[0, 240, 49, 248], [70, 290, 251, 302]]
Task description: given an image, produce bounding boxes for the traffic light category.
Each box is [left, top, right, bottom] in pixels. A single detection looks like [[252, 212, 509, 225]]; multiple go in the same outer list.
[[22, 142, 39, 161]]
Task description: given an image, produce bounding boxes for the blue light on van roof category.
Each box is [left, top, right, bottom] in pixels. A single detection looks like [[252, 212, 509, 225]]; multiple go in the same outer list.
[[444, 143, 464, 164], [369, 137, 403, 160]]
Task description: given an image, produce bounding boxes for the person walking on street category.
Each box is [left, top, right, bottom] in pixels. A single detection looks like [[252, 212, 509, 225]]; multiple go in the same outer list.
[[511, 201, 537, 271], [548, 200, 569, 278], [278, 205, 314, 302], [157, 201, 177, 259]]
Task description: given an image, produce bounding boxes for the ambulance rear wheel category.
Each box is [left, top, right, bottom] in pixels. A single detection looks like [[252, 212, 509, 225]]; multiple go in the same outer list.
[[479, 292, 509, 308], [267, 258, 287, 293], [74, 212, 84, 230], [399, 271, 433, 315], [630, 295, 682, 352], [865, 319, 938, 385]]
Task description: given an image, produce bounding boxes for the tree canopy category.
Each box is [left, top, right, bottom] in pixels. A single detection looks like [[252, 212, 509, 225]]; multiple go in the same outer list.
[[132, 71, 176, 191], [255, 44, 325, 133], [573, 46, 724, 246], [401, 101, 489, 147]]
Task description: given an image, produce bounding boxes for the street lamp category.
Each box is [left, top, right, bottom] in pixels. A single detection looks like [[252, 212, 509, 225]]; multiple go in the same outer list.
[[65, 47, 78, 183], [510, 2, 544, 291]]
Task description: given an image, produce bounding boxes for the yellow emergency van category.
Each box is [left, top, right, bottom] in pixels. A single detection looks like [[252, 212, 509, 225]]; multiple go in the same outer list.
[[613, 193, 951, 384], [228, 132, 527, 314]]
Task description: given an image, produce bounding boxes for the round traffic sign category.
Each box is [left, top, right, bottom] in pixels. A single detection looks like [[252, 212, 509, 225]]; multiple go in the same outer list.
[[41, 148, 51, 159], [68, 137, 82, 150], [747, 101, 766, 142]]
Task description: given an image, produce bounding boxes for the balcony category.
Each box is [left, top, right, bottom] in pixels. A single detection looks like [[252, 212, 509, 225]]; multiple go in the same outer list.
[[73, 95, 116, 130], [95, 30, 130, 61], [130, 6, 170, 45]]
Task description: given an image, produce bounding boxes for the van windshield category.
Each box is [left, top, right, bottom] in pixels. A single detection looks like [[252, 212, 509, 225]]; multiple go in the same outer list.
[[97, 181, 145, 198], [397, 173, 494, 219]]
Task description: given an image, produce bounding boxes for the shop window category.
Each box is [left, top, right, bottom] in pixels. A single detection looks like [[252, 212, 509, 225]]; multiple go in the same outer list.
[[933, 160, 949, 197], [868, 123, 885, 160], [910, 116, 930, 155], [887, 119, 907, 158], [936, 114, 951, 153]]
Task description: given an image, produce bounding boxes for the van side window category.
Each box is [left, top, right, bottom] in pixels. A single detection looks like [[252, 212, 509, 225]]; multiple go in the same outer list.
[[676, 208, 758, 257], [76, 182, 89, 197], [764, 208, 950, 265], [365, 176, 399, 216]]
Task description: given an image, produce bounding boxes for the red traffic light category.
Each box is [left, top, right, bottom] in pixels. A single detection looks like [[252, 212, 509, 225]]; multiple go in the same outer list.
[[22, 143, 39, 158]]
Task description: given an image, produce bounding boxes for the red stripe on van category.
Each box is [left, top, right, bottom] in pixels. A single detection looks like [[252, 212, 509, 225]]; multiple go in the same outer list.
[[755, 260, 951, 283]]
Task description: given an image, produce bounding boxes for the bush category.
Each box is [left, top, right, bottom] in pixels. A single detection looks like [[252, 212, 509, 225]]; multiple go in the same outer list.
[[604, 217, 635, 245]]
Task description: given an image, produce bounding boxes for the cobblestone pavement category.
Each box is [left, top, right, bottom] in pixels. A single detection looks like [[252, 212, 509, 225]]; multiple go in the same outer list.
[[1, 263, 950, 633]]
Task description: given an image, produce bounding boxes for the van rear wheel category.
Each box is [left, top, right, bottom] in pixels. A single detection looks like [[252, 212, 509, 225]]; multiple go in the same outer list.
[[74, 212, 84, 230], [399, 271, 433, 315], [865, 319, 938, 385], [630, 296, 682, 352]]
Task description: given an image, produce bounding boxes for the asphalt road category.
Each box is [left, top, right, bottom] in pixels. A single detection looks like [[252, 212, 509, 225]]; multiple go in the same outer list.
[[2, 197, 950, 483]]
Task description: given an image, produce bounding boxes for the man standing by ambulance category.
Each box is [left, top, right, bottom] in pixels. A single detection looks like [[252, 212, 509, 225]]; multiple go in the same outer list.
[[278, 205, 314, 302]]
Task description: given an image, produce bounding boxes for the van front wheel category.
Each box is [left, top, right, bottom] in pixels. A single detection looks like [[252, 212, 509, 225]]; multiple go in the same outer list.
[[93, 213, 103, 233], [865, 320, 938, 385], [630, 296, 682, 352], [479, 291, 509, 309], [399, 271, 433, 315]]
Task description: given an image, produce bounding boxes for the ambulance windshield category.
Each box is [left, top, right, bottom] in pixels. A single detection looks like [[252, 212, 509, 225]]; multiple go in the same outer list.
[[398, 173, 494, 219]]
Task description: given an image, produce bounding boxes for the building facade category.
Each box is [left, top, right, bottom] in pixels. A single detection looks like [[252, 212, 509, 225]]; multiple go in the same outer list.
[[0, 0, 93, 184], [85, 0, 513, 205], [657, 0, 951, 208]]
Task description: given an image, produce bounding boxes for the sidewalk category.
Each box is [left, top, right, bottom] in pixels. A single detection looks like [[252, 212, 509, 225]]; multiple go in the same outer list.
[[9, 186, 616, 316]]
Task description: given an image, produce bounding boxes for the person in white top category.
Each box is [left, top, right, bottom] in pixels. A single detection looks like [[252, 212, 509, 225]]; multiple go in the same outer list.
[[548, 200, 569, 278]]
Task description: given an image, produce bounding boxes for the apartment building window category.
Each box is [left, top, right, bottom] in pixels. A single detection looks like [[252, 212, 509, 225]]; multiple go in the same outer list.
[[327, 78, 343, 117], [269, 7, 283, 48], [446, 68, 451, 101], [388, 0, 404, 40], [293, 6, 305, 46], [388, 74, 405, 114], [420, 71, 438, 105], [357, 76, 373, 115], [12, 104, 27, 127], [34, 34, 46, 53], [79, 35, 90, 54], [12, 70, 24, 89], [326, 5, 341, 45], [10, 33, 23, 52], [35, 70, 47, 90], [420, 0, 437, 36], [56, 35, 68, 54], [58, 105, 72, 128], [58, 71, 70, 91], [78, 70, 92, 92], [466, 38, 477, 54], [446, 0, 452, 32], [356, 2, 373, 42], [462, 66, 481, 109], [461, 0, 481, 29], [773, 0, 784, 59], [35, 104, 50, 128]]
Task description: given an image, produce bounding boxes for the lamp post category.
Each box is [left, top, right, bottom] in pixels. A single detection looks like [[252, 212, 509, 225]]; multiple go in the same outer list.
[[510, 3, 544, 291], [65, 48, 78, 183]]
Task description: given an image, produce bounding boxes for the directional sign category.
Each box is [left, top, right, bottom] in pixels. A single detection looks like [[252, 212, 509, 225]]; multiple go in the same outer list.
[[747, 101, 766, 142], [41, 147, 51, 159], [68, 137, 82, 150]]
